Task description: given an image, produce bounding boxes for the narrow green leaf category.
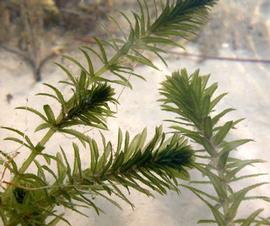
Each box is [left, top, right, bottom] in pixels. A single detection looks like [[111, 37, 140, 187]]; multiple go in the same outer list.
[[47, 213, 70, 226], [43, 105, 56, 124], [197, 219, 217, 224], [213, 121, 233, 145], [4, 137, 32, 150], [226, 159, 265, 179], [55, 63, 76, 85], [230, 173, 267, 182], [196, 165, 227, 199], [43, 83, 66, 107], [79, 48, 95, 76], [182, 184, 219, 202], [82, 46, 105, 64], [60, 147, 73, 182], [73, 143, 82, 177], [56, 152, 67, 183], [221, 139, 252, 154], [108, 181, 134, 208], [116, 128, 123, 156], [94, 37, 108, 64], [201, 95, 211, 117], [0, 150, 18, 173], [89, 139, 99, 174], [16, 106, 47, 122], [34, 160, 46, 182], [203, 117, 212, 138], [192, 190, 226, 226], [35, 123, 51, 132], [210, 93, 228, 110], [244, 196, 270, 203], [1, 126, 25, 137], [218, 139, 253, 169], [235, 209, 264, 226], [42, 165, 58, 181], [36, 92, 58, 101], [127, 54, 159, 70], [212, 108, 235, 125], [63, 55, 91, 77], [204, 83, 217, 97], [227, 183, 268, 221], [60, 129, 89, 147]]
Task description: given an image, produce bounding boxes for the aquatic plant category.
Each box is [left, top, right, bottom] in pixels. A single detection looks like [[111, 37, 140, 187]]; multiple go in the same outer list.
[[1, 1, 268, 225]]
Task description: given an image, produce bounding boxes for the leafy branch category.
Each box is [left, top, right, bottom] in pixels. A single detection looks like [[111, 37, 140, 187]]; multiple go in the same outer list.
[[160, 69, 269, 225], [6, 0, 216, 178], [1, 127, 193, 226], [0, 1, 217, 225]]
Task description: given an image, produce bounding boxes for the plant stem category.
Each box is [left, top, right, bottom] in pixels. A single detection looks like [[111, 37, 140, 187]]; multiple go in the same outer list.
[[206, 138, 234, 226], [18, 128, 56, 175], [12, 21, 158, 183], [14, 41, 132, 178], [216, 169, 233, 226]]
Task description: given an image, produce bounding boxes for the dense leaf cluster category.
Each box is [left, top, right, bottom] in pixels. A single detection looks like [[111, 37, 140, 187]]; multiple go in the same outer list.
[[0, 1, 218, 225], [160, 69, 269, 225], [3, 1, 268, 226], [1, 127, 193, 226]]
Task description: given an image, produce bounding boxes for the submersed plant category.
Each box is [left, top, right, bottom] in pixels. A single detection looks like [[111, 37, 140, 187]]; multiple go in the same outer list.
[[0, 0, 269, 226], [0, 1, 216, 225], [160, 69, 270, 225]]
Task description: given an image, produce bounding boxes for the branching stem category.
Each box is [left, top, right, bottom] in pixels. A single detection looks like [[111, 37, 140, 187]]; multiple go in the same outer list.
[[14, 40, 134, 180], [18, 127, 56, 175], [205, 137, 235, 226]]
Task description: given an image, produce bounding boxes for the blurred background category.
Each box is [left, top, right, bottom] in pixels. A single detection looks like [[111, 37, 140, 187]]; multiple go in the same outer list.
[[0, 0, 269, 82], [0, 0, 270, 225]]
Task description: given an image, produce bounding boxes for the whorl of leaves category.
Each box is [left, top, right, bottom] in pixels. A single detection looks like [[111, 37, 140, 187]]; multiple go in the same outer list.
[[14, 72, 117, 146], [57, 0, 218, 87], [60, 82, 117, 129], [160, 69, 269, 225], [0, 127, 193, 225], [149, 0, 217, 36], [10, 0, 218, 138], [0, 1, 218, 225], [53, 127, 193, 204]]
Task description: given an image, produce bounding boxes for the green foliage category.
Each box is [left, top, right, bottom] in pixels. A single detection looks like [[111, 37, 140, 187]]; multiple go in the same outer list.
[[0, 0, 218, 225], [14, 0, 218, 140], [1, 127, 193, 225], [53, 127, 193, 206], [160, 69, 269, 225], [149, 0, 216, 37], [59, 81, 117, 129], [3, 1, 268, 226]]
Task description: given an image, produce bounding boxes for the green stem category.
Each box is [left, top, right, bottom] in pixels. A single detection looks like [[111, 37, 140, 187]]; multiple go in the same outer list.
[[206, 138, 234, 226], [18, 128, 56, 175], [15, 37, 143, 179], [14, 40, 132, 177]]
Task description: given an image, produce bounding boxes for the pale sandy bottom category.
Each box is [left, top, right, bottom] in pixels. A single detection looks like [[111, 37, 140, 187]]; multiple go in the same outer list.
[[0, 41, 270, 226]]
